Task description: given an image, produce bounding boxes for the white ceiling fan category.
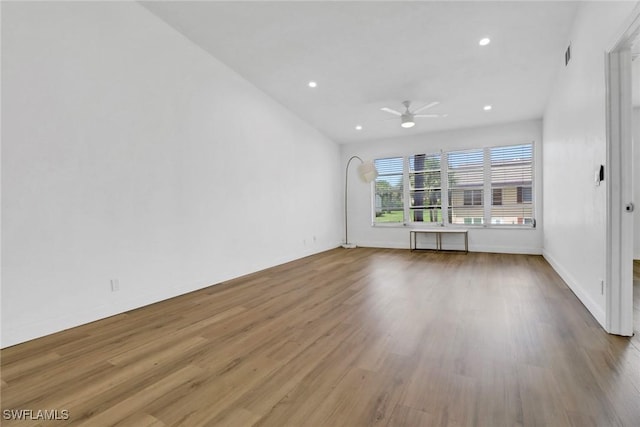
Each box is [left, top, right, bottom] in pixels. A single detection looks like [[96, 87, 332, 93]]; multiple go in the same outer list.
[[381, 100, 447, 128]]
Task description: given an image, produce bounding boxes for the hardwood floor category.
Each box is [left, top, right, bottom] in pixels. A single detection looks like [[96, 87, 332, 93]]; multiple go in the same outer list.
[[2, 248, 639, 426]]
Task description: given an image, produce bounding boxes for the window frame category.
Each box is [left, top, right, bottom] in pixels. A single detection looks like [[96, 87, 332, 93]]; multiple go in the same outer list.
[[372, 156, 406, 225], [371, 142, 536, 229], [489, 143, 535, 226], [408, 153, 443, 225], [447, 148, 485, 226]]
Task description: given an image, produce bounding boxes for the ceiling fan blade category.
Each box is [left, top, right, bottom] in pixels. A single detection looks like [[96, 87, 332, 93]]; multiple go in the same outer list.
[[414, 114, 443, 118], [380, 107, 402, 116], [412, 101, 440, 114]]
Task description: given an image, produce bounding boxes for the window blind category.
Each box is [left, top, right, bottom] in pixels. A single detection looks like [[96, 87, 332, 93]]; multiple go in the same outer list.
[[371, 142, 535, 227], [447, 149, 484, 225], [374, 157, 404, 223], [409, 153, 442, 223], [490, 144, 533, 225]]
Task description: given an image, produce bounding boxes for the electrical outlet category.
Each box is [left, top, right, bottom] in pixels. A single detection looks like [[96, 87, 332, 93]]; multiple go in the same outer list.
[[110, 279, 120, 292]]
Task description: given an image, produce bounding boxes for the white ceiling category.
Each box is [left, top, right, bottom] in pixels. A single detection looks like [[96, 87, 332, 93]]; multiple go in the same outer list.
[[141, 1, 579, 143]]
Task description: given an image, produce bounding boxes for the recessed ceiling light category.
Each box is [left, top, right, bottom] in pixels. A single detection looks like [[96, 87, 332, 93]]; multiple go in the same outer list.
[[308, 81, 317, 88], [483, 105, 492, 111], [479, 37, 491, 46], [355, 125, 363, 130]]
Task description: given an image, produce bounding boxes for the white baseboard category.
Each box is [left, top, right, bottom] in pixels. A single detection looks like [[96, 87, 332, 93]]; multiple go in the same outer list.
[[355, 241, 408, 249], [469, 245, 542, 255], [542, 249, 606, 328], [356, 240, 542, 255]]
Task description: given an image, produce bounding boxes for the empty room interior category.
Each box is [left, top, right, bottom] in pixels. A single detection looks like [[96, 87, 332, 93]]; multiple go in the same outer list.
[[2, 1, 640, 426]]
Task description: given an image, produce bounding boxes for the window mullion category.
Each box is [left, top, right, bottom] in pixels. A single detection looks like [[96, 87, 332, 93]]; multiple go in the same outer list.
[[441, 151, 448, 227], [403, 156, 410, 226], [370, 179, 376, 225], [483, 147, 491, 226], [531, 143, 536, 226]]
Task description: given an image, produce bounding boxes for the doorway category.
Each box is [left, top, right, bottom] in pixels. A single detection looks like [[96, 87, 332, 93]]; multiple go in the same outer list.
[[633, 34, 639, 345], [605, 5, 639, 337]]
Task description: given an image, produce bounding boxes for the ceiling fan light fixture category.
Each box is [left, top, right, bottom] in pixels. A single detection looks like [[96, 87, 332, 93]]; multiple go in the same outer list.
[[401, 115, 415, 128], [381, 101, 444, 128]]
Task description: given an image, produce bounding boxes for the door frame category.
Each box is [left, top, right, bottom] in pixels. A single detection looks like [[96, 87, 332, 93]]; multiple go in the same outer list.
[[605, 3, 640, 336]]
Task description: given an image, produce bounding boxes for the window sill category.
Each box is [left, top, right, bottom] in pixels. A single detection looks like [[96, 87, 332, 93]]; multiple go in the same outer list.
[[371, 222, 536, 230]]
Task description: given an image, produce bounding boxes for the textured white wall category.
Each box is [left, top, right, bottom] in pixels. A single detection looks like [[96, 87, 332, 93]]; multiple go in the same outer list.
[[542, 1, 638, 328], [1, 2, 341, 347], [341, 119, 543, 254]]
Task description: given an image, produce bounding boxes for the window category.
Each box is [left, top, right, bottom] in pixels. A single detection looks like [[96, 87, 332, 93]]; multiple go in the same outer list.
[[517, 186, 532, 203], [492, 188, 503, 206], [491, 144, 534, 225], [374, 157, 404, 223], [463, 189, 482, 206], [371, 142, 535, 227], [409, 153, 441, 223], [448, 149, 484, 225]]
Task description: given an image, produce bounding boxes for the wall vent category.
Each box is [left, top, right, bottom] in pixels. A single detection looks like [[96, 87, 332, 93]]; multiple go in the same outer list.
[[565, 44, 571, 66]]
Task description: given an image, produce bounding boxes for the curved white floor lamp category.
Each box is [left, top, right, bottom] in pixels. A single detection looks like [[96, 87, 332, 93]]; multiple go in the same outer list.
[[343, 156, 378, 249]]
